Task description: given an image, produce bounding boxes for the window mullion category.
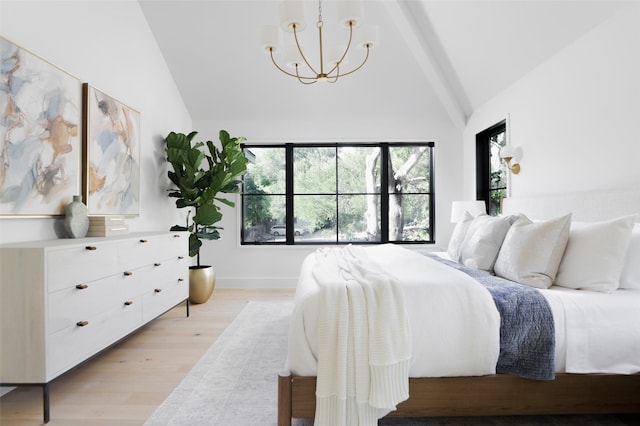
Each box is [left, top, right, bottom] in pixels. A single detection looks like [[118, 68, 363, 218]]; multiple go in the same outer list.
[[428, 148, 436, 243], [285, 144, 294, 245], [380, 143, 389, 243], [334, 146, 339, 244]]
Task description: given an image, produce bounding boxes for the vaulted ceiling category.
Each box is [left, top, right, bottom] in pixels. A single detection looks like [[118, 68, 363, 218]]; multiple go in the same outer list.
[[139, 0, 629, 128]]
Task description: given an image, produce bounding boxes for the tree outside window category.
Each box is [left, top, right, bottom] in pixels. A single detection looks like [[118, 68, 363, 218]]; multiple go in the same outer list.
[[489, 130, 507, 215]]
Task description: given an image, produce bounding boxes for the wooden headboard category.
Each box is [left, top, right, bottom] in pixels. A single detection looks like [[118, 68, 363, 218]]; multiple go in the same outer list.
[[502, 190, 640, 222]]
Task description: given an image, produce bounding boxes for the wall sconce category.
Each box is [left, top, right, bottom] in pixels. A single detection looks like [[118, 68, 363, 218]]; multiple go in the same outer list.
[[450, 200, 487, 223], [500, 145, 523, 174]]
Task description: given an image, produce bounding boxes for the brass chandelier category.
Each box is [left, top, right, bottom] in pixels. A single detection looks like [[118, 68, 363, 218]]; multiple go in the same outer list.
[[260, 0, 379, 84]]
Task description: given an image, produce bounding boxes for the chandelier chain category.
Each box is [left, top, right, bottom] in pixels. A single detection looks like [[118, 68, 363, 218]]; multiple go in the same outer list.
[[317, 0, 323, 28]]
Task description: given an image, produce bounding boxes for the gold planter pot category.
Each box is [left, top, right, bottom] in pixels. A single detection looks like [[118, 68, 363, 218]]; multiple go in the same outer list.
[[189, 265, 215, 304]]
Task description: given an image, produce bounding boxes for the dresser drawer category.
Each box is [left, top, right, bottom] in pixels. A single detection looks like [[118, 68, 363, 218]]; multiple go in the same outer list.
[[47, 299, 142, 379], [48, 243, 118, 293], [48, 274, 123, 335], [138, 256, 188, 294], [142, 275, 188, 323], [118, 233, 186, 271]]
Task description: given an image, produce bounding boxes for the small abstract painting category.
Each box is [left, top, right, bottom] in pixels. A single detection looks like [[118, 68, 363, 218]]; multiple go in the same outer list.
[[84, 84, 140, 216], [0, 36, 82, 216]]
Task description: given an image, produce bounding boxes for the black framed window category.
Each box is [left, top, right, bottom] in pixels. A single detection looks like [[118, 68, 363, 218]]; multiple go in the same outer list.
[[476, 121, 507, 216], [241, 142, 435, 245]]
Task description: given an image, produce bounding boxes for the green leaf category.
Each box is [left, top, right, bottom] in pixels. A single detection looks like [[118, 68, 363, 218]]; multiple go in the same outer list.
[[215, 196, 235, 208], [193, 203, 222, 226], [176, 199, 193, 208], [188, 233, 202, 258], [196, 227, 221, 240]]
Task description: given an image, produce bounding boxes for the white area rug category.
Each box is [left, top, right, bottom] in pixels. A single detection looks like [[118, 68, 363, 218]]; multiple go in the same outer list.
[[145, 301, 636, 426], [145, 301, 291, 426]]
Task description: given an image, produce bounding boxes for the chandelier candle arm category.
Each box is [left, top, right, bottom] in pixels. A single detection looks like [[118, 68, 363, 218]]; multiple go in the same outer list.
[[261, 0, 378, 84], [323, 21, 354, 78], [269, 47, 316, 82], [328, 45, 348, 67], [293, 23, 319, 76], [331, 44, 370, 79], [295, 65, 318, 85]]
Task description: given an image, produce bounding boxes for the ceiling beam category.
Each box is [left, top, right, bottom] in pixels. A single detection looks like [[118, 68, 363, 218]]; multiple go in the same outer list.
[[383, 0, 469, 128]]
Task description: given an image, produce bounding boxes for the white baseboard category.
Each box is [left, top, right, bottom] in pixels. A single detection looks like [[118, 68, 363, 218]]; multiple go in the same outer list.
[[215, 277, 298, 289]]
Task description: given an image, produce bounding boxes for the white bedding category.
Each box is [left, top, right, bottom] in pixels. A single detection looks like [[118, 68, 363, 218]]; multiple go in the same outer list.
[[540, 285, 640, 374], [286, 244, 501, 378], [286, 246, 640, 377]]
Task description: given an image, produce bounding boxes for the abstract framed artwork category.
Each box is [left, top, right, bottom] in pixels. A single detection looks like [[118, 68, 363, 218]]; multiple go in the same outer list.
[[0, 36, 82, 217], [83, 83, 140, 216]]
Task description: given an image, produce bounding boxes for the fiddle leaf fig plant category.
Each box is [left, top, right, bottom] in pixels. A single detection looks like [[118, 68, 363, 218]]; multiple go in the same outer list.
[[165, 130, 248, 265]]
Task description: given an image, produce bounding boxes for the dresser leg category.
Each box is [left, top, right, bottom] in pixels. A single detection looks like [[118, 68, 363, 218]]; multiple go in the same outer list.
[[43, 383, 50, 423], [186, 299, 190, 317]]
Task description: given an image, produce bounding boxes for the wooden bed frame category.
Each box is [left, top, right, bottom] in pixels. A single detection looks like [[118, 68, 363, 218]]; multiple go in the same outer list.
[[277, 190, 640, 425], [277, 372, 640, 425]]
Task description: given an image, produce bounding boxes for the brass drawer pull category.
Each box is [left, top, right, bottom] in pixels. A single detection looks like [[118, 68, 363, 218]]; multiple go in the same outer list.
[[154, 262, 161, 267], [154, 288, 162, 293], [76, 321, 89, 327], [139, 239, 148, 243], [173, 234, 181, 238], [75, 284, 88, 290], [124, 271, 133, 276], [124, 301, 133, 306], [85, 246, 97, 251]]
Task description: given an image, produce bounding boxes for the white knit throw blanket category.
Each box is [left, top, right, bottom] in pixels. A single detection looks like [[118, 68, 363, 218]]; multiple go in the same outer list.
[[312, 245, 411, 426]]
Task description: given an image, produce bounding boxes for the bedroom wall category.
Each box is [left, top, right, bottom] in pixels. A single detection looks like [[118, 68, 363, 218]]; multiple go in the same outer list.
[[463, 3, 640, 201], [0, 0, 192, 245]]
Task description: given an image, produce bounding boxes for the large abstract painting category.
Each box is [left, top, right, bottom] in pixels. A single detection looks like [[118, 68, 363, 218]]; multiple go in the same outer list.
[[84, 84, 140, 216], [0, 36, 82, 216]]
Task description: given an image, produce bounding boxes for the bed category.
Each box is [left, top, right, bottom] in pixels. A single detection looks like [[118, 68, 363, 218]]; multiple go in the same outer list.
[[277, 190, 640, 425]]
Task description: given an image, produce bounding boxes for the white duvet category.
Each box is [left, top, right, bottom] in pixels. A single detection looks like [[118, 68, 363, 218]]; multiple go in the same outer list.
[[286, 244, 501, 378], [286, 245, 640, 378]]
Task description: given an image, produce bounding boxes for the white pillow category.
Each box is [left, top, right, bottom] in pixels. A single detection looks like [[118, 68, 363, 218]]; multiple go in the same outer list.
[[494, 214, 571, 289], [620, 223, 640, 289], [554, 215, 636, 292], [459, 214, 518, 272], [447, 211, 473, 262]]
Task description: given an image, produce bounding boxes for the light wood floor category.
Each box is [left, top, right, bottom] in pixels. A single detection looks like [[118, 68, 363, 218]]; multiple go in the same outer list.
[[0, 289, 295, 426]]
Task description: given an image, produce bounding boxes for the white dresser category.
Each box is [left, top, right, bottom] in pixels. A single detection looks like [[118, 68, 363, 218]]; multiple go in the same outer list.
[[0, 231, 189, 422]]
